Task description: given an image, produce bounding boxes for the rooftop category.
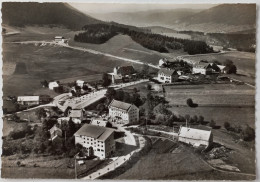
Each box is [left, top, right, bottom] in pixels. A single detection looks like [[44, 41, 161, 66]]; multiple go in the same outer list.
[[158, 68, 177, 76], [178, 126, 212, 142], [69, 110, 82, 118], [17, 96, 39, 102], [193, 62, 211, 69], [74, 124, 114, 141], [109, 99, 132, 111]]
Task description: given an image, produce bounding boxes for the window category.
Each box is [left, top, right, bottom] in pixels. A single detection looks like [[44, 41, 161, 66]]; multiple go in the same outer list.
[[97, 149, 100, 151]]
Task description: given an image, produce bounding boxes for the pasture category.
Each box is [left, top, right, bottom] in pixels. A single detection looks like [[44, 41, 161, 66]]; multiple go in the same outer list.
[[164, 83, 255, 128]]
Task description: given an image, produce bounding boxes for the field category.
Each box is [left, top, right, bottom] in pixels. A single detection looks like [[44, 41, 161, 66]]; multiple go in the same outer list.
[[163, 83, 255, 128], [1, 155, 102, 179]]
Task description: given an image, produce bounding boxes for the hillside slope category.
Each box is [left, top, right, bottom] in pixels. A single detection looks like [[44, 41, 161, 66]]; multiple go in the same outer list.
[[90, 9, 200, 27], [2, 2, 100, 30], [173, 4, 256, 33]]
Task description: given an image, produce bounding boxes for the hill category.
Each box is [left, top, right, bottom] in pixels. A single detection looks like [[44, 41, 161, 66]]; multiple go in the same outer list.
[[2, 2, 100, 30], [173, 4, 256, 33], [90, 9, 201, 27]]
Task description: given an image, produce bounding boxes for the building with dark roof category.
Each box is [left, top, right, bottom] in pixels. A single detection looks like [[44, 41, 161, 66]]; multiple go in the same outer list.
[[158, 68, 179, 83], [108, 65, 136, 84], [192, 62, 213, 75], [74, 124, 115, 159], [108, 99, 139, 124]]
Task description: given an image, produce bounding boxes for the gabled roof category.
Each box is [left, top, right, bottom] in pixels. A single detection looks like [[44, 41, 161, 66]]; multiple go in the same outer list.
[[49, 81, 59, 87], [178, 126, 212, 142], [49, 125, 62, 134], [74, 124, 114, 141], [158, 68, 177, 76], [193, 62, 211, 69], [108, 99, 133, 111], [17, 96, 39, 102], [76, 80, 84, 84], [69, 110, 82, 118]]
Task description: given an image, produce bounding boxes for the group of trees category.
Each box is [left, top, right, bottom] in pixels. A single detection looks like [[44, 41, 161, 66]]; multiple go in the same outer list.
[[224, 59, 237, 74], [105, 87, 144, 107], [224, 122, 255, 141], [74, 23, 215, 55]]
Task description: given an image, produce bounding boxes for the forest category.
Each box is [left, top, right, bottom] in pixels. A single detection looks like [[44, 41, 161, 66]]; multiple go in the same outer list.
[[74, 23, 214, 55]]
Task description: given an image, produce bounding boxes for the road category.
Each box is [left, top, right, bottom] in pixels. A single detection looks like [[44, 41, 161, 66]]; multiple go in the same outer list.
[[5, 41, 160, 70]]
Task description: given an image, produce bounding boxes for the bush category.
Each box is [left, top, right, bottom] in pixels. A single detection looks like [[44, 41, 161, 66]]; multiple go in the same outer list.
[[186, 98, 193, 107], [209, 120, 216, 128], [224, 122, 231, 130], [241, 125, 255, 141]]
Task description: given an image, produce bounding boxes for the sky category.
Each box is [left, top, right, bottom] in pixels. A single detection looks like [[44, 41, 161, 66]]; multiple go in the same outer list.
[[69, 3, 217, 14]]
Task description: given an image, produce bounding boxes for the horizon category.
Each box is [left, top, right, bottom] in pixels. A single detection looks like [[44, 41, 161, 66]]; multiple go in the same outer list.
[[69, 3, 217, 14]]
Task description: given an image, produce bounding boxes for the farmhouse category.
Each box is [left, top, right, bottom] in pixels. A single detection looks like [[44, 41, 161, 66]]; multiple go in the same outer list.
[[192, 62, 213, 75], [178, 126, 213, 148], [108, 99, 139, 124], [91, 118, 110, 127], [108, 65, 136, 84], [74, 124, 115, 159], [68, 109, 84, 124], [48, 81, 59, 90], [76, 80, 84, 88], [17, 96, 39, 106], [217, 65, 226, 73], [49, 125, 62, 141], [158, 68, 179, 83], [54, 36, 68, 44], [159, 58, 168, 67]]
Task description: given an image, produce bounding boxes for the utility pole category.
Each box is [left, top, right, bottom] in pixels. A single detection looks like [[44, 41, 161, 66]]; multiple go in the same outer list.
[[74, 152, 79, 179]]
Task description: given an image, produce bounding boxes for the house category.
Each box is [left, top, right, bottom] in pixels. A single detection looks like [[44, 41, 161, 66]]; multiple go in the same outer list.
[[17, 96, 39, 106], [57, 117, 70, 125], [69, 109, 84, 124], [54, 36, 68, 44], [49, 125, 62, 141], [48, 81, 59, 90], [76, 80, 84, 88], [108, 99, 139, 124], [192, 62, 213, 75], [158, 68, 179, 83], [108, 65, 136, 84], [217, 65, 226, 73], [159, 58, 168, 67], [74, 124, 115, 159], [91, 118, 109, 127], [178, 126, 213, 148]]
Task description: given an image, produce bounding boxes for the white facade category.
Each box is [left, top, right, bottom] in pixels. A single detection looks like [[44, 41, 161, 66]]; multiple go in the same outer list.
[[108, 100, 139, 124], [54, 36, 68, 44], [48, 81, 59, 90], [76, 80, 84, 88], [74, 124, 115, 159], [192, 67, 207, 75], [178, 126, 213, 148], [157, 68, 178, 83], [17, 96, 39, 105]]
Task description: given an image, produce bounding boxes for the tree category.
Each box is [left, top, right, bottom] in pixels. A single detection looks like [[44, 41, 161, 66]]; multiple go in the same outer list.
[[147, 84, 152, 90], [224, 59, 237, 74], [105, 87, 116, 102], [186, 98, 193, 107], [209, 120, 216, 128], [224, 122, 231, 130], [192, 115, 198, 123], [241, 125, 255, 141], [198, 116, 204, 124], [102, 73, 111, 87], [141, 63, 150, 78], [96, 103, 105, 113]]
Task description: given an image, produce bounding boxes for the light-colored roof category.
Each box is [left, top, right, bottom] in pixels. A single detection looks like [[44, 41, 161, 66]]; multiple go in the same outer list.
[[158, 68, 177, 76], [49, 125, 62, 134], [91, 118, 108, 127], [69, 110, 82, 118], [217, 65, 226, 70], [193, 62, 211, 69], [49, 81, 59, 87], [178, 126, 212, 142], [55, 36, 64, 39], [108, 99, 132, 111], [17, 96, 39, 102], [76, 80, 84, 84], [74, 124, 114, 141]]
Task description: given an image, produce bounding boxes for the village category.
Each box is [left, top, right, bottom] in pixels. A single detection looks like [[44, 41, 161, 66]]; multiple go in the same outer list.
[[1, 34, 256, 179]]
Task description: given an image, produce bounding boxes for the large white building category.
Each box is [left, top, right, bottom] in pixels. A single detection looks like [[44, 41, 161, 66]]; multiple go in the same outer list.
[[178, 126, 213, 148], [192, 62, 212, 75], [108, 99, 139, 124], [17, 96, 39, 106], [74, 124, 115, 159], [158, 68, 179, 83]]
